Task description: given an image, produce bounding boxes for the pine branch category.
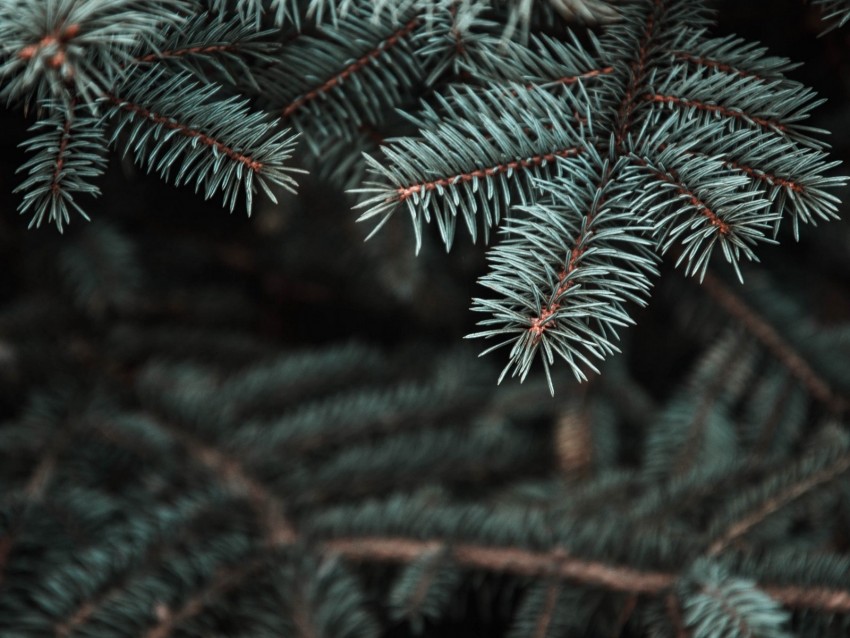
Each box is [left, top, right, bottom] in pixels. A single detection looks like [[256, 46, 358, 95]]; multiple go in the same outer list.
[[105, 68, 301, 214], [265, 5, 436, 153], [355, 0, 844, 384], [469, 150, 658, 391], [355, 84, 588, 249], [14, 101, 107, 231], [134, 12, 281, 92]]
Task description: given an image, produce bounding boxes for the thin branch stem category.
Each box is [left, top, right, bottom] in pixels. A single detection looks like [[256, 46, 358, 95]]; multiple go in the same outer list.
[[103, 94, 264, 172], [707, 451, 850, 555], [282, 17, 420, 118], [324, 537, 675, 594], [701, 273, 847, 414]]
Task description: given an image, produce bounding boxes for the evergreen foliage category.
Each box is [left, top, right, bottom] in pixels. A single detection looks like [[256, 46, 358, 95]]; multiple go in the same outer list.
[[3, 2, 850, 636], [2, 0, 847, 384]]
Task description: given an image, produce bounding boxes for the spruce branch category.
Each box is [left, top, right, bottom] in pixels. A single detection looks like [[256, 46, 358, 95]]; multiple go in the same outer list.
[[266, 5, 436, 153], [105, 68, 301, 214], [14, 99, 108, 231], [323, 536, 676, 595], [355, 84, 589, 249], [134, 12, 281, 92], [630, 137, 778, 282], [357, 0, 845, 386], [469, 149, 658, 392], [388, 545, 461, 631], [705, 443, 850, 556], [507, 579, 567, 638]]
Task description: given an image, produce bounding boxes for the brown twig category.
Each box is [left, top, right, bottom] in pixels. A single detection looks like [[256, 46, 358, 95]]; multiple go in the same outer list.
[[325, 537, 675, 594], [707, 451, 850, 555], [701, 273, 847, 415]]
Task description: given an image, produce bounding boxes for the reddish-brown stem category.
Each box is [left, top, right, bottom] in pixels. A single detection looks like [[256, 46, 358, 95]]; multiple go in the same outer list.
[[324, 535, 850, 615], [553, 66, 615, 85], [51, 99, 75, 196], [292, 588, 320, 638], [646, 94, 787, 133], [700, 584, 753, 637], [396, 147, 581, 201], [648, 169, 731, 235], [707, 450, 850, 555], [52, 471, 230, 637], [764, 584, 850, 614], [752, 376, 795, 460], [0, 431, 66, 588], [174, 430, 296, 546], [282, 17, 420, 118], [701, 273, 847, 414], [103, 94, 264, 172], [405, 548, 445, 620], [673, 52, 764, 81], [325, 537, 675, 594], [672, 341, 741, 477], [137, 44, 240, 63], [527, 163, 617, 343], [527, 246, 585, 342], [614, 0, 664, 147], [533, 581, 561, 638], [665, 592, 690, 638], [611, 594, 639, 637], [654, 143, 806, 195], [723, 159, 805, 193]]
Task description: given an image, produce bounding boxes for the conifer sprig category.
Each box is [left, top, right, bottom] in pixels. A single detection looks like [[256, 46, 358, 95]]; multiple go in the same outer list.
[[265, 5, 435, 153], [354, 0, 846, 387], [15, 100, 107, 231], [3, 1, 304, 229], [469, 149, 658, 391], [105, 69, 301, 214]]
